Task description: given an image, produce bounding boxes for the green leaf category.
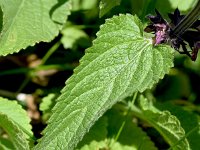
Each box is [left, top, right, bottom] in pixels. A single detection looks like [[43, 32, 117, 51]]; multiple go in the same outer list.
[[79, 139, 135, 150], [135, 95, 190, 150], [0, 7, 2, 32], [77, 116, 108, 148], [78, 140, 107, 150], [167, 0, 197, 11], [106, 108, 158, 150], [61, 26, 90, 50], [99, 0, 121, 17], [0, 137, 14, 150], [79, 106, 157, 149], [39, 93, 57, 122], [156, 102, 200, 150], [0, 97, 33, 139], [0, 0, 72, 56], [79, 138, 154, 150], [72, 0, 98, 11], [39, 93, 57, 113], [35, 14, 174, 150], [155, 0, 197, 14], [0, 113, 30, 150]]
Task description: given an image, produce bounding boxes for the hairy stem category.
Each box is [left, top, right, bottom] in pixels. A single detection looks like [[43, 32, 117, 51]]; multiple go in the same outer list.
[[172, 0, 200, 36]]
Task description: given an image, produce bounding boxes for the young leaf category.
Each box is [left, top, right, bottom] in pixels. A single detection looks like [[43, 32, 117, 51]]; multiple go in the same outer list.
[[135, 95, 190, 150], [0, 113, 30, 150], [39, 93, 57, 122], [99, 0, 121, 17], [61, 26, 90, 50], [0, 0, 72, 56], [39, 93, 57, 113], [0, 97, 33, 139], [35, 14, 174, 150], [71, 0, 98, 11]]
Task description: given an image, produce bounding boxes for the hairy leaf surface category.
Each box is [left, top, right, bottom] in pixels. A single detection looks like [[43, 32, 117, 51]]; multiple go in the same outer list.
[[35, 14, 174, 149], [0, 0, 71, 56], [137, 96, 190, 150], [157, 102, 200, 150]]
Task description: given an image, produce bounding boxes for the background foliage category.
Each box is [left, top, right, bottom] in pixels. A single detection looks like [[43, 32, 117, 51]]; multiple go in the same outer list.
[[0, 0, 199, 150]]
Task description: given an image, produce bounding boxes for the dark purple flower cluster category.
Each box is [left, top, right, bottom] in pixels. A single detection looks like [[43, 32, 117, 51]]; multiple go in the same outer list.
[[145, 9, 200, 61]]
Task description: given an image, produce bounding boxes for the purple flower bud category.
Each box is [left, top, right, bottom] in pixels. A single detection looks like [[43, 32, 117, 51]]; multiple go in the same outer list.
[[145, 8, 200, 61]]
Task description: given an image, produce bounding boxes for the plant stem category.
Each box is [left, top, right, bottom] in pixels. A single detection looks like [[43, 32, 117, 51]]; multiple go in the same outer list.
[[15, 75, 31, 94], [0, 64, 75, 77], [41, 41, 61, 65], [172, 0, 200, 36], [114, 92, 138, 141]]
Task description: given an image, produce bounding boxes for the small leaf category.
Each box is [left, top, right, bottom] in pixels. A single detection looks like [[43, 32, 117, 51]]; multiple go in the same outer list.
[[72, 0, 98, 11], [61, 26, 90, 50], [35, 14, 174, 149], [39, 93, 57, 122], [0, 0, 72, 56], [0, 113, 30, 150], [138, 96, 190, 150], [39, 93, 57, 113], [0, 97, 33, 139], [99, 0, 121, 17]]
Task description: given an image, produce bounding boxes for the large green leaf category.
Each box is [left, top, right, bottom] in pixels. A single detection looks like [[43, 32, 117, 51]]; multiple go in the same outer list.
[[35, 14, 174, 149], [0, 0, 71, 56]]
